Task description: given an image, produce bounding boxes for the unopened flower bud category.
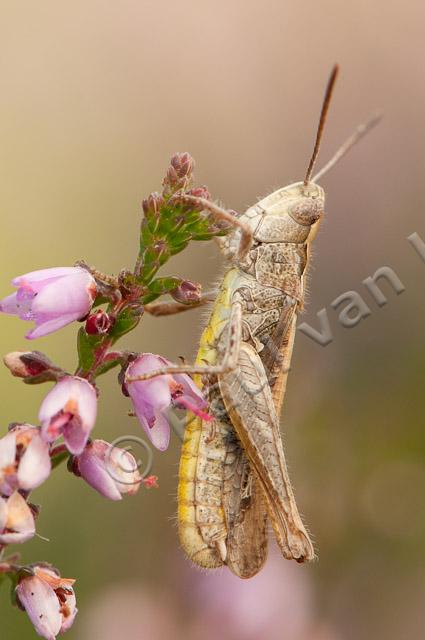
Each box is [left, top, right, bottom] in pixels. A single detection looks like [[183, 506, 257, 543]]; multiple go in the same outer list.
[[187, 186, 211, 201], [3, 351, 60, 381], [85, 310, 112, 335], [171, 280, 202, 305], [168, 165, 178, 181], [171, 151, 194, 178], [162, 152, 195, 195], [142, 192, 164, 219]]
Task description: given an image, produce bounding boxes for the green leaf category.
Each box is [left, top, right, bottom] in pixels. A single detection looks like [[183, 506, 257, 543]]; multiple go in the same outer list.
[[92, 295, 110, 308], [8, 573, 18, 607], [93, 354, 125, 378], [23, 371, 60, 385], [139, 218, 154, 249], [138, 261, 160, 285], [109, 309, 141, 342], [77, 328, 104, 374], [192, 232, 217, 241], [148, 276, 181, 295], [169, 241, 190, 255], [146, 214, 160, 234], [51, 450, 70, 470], [136, 193, 232, 288], [141, 276, 181, 304]]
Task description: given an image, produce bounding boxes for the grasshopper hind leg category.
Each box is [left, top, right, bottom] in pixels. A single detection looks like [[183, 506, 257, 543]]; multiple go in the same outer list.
[[223, 434, 269, 579], [219, 341, 315, 563]]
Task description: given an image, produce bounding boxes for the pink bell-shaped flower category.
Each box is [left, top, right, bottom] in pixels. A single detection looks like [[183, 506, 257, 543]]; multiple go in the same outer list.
[[0, 424, 51, 496], [0, 267, 96, 339], [125, 353, 210, 451], [74, 439, 142, 500], [39, 377, 97, 455], [0, 491, 36, 544], [16, 565, 77, 639]]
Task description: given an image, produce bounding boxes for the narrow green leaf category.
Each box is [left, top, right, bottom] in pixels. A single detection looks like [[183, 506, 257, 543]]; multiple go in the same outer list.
[[110, 309, 141, 342], [77, 328, 104, 373], [93, 355, 125, 378], [148, 276, 181, 295], [23, 371, 60, 385], [51, 450, 70, 470]]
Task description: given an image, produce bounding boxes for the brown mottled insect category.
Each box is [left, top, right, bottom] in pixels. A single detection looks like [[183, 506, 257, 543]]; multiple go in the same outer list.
[[131, 65, 380, 578]]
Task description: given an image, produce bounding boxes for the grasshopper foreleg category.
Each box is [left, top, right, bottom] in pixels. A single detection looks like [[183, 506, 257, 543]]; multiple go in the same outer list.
[[125, 302, 243, 383], [171, 193, 253, 259], [144, 290, 217, 317]]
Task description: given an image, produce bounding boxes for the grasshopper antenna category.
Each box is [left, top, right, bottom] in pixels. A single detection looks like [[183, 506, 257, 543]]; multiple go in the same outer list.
[[304, 64, 339, 185], [311, 111, 382, 183]]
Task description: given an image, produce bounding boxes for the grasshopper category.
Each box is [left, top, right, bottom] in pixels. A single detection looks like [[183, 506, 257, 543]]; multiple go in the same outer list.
[[131, 65, 380, 578]]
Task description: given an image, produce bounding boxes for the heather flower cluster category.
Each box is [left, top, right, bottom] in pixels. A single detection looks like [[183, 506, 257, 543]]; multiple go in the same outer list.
[[0, 154, 228, 639]]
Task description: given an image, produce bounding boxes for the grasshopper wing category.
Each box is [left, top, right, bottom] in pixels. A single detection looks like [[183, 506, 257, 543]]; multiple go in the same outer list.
[[223, 437, 268, 578], [219, 342, 315, 562]]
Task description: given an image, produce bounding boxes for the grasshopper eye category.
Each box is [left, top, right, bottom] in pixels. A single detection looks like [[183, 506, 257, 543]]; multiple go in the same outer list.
[[288, 198, 323, 226]]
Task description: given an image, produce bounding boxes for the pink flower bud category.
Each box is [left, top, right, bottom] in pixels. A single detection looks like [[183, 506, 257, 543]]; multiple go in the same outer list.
[[85, 310, 112, 335], [171, 152, 194, 179], [39, 377, 97, 455], [0, 267, 96, 339], [162, 152, 195, 195], [16, 565, 77, 639], [187, 186, 211, 200], [0, 424, 51, 496], [125, 353, 210, 451], [142, 192, 164, 218], [73, 439, 142, 500], [171, 280, 202, 305], [0, 491, 35, 544], [3, 351, 59, 380]]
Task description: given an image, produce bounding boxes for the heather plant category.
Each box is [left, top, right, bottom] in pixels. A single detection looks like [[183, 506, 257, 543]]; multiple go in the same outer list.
[[0, 153, 230, 639]]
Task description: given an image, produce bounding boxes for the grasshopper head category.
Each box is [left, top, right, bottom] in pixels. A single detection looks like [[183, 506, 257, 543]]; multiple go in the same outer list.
[[286, 181, 325, 226], [241, 181, 325, 244], [256, 181, 324, 225]]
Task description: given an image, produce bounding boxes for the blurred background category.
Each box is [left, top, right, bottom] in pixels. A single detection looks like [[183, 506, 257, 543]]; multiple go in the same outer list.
[[0, 1, 424, 639]]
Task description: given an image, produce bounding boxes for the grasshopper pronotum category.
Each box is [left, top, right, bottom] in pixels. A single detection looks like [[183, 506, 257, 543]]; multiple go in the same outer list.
[[130, 65, 380, 578]]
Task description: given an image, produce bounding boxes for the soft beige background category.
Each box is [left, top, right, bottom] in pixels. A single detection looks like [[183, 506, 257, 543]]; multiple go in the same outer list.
[[0, 2, 424, 639]]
